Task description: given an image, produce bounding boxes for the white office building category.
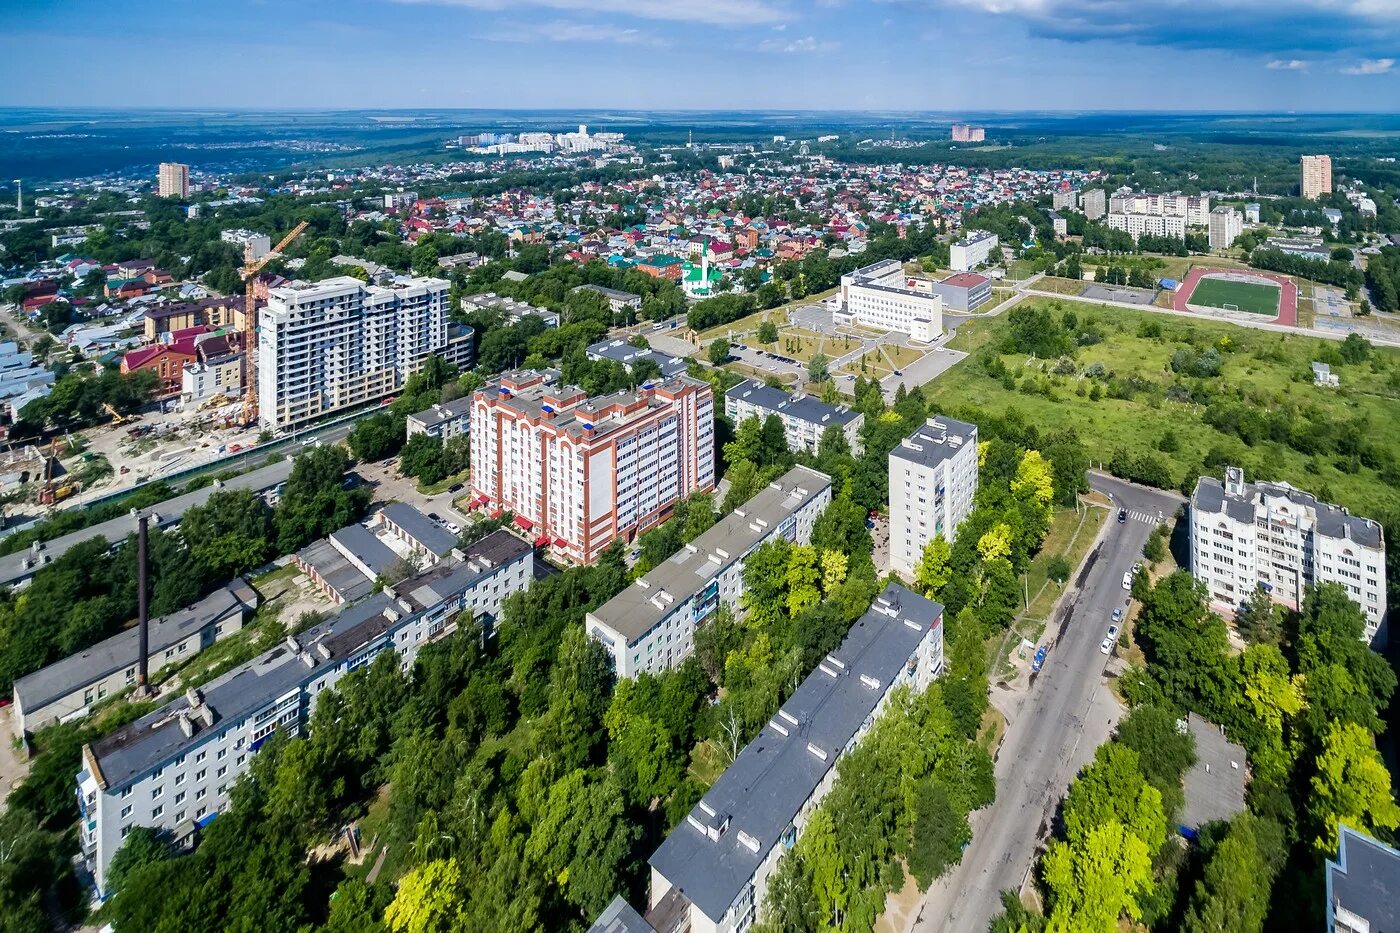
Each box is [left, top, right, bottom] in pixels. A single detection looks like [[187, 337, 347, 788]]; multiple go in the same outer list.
[[1107, 211, 1188, 242], [585, 467, 830, 679], [1208, 207, 1243, 251], [469, 370, 715, 565], [1190, 467, 1388, 645], [77, 531, 534, 895], [645, 584, 944, 933], [950, 231, 999, 272], [257, 275, 450, 430], [835, 259, 943, 342], [889, 417, 980, 578], [724, 380, 863, 455]]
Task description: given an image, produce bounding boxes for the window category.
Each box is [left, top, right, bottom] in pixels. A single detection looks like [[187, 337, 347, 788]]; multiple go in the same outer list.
[[151, 805, 163, 819], [120, 804, 132, 819], [195, 788, 206, 801], [195, 769, 206, 781], [216, 766, 227, 778]]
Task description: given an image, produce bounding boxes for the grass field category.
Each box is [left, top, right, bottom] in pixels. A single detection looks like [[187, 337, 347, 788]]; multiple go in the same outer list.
[[1186, 276, 1282, 316], [928, 297, 1400, 523]]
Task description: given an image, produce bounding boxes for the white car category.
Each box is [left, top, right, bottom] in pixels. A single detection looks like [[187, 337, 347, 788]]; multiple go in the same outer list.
[[1122, 571, 1133, 590], [1100, 624, 1121, 655]]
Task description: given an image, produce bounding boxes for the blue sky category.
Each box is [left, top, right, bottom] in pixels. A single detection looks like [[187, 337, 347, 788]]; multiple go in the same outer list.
[[1, 0, 1398, 110]]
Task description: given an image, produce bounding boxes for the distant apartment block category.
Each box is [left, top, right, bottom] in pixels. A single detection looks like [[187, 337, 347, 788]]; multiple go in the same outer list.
[[1047, 211, 1068, 238], [1052, 189, 1078, 211], [645, 583, 944, 933], [1108, 191, 1212, 226], [157, 162, 189, 199], [1302, 154, 1333, 200], [469, 369, 715, 564], [460, 291, 560, 328], [724, 379, 863, 454], [889, 417, 980, 578], [585, 466, 830, 679], [12, 582, 256, 740], [1190, 467, 1387, 644], [835, 259, 943, 342], [1107, 211, 1187, 242], [1208, 206, 1243, 251], [383, 191, 418, 211], [951, 123, 985, 143], [950, 231, 999, 272], [928, 273, 993, 313], [587, 338, 689, 380], [220, 229, 271, 261], [406, 397, 473, 440], [144, 296, 246, 341], [1326, 825, 1400, 933], [573, 283, 643, 315], [1081, 188, 1107, 221], [77, 530, 533, 895], [257, 276, 454, 430]]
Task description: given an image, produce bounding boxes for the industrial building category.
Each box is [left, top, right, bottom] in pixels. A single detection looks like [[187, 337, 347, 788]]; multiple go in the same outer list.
[[888, 417, 980, 578], [585, 466, 830, 679]]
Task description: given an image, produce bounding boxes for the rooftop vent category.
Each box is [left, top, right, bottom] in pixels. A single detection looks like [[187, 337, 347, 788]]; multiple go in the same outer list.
[[860, 674, 882, 690], [736, 830, 761, 854], [806, 742, 828, 762]]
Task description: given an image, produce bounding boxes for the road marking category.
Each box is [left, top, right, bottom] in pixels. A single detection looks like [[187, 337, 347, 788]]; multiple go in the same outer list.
[[1127, 510, 1158, 523]]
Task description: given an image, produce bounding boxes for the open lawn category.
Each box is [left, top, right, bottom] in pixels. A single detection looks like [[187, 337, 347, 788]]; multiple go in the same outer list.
[[1034, 276, 1088, 296], [698, 307, 790, 342], [929, 297, 1400, 523], [839, 350, 894, 379], [760, 327, 829, 364], [1186, 276, 1282, 316], [883, 343, 929, 368]]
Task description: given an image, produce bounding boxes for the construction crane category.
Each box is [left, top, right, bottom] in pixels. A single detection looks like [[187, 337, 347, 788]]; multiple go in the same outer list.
[[240, 221, 309, 426]]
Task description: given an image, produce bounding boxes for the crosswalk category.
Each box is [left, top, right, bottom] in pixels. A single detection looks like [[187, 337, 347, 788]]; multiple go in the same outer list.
[[1123, 509, 1161, 524]]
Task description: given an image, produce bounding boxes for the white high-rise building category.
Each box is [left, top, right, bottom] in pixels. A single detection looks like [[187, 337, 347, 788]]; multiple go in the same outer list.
[[889, 417, 980, 578], [257, 276, 449, 430], [835, 259, 943, 342], [469, 370, 715, 564], [1190, 467, 1388, 645], [1208, 207, 1243, 251], [950, 231, 999, 272], [1107, 211, 1188, 241], [1107, 192, 1211, 226]]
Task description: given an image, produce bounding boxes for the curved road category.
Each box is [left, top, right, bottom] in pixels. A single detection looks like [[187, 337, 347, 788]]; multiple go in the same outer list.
[[910, 474, 1182, 933]]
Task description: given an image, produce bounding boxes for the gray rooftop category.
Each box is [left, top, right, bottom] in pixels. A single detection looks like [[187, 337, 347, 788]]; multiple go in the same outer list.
[[1328, 825, 1400, 932], [87, 530, 531, 791], [648, 584, 943, 924], [379, 502, 459, 558], [574, 284, 642, 305], [889, 416, 978, 470], [587, 339, 689, 379], [295, 538, 376, 605], [13, 582, 255, 711], [406, 397, 472, 431], [725, 379, 860, 430], [1191, 473, 1383, 549], [589, 896, 656, 933], [0, 458, 295, 589], [588, 466, 830, 644], [1179, 713, 1247, 832]]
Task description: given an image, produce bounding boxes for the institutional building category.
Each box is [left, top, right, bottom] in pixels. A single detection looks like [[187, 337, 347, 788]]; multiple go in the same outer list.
[[1190, 467, 1387, 644], [950, 231, 999, 272], [257, 276, 459, 430], [1302, 154, 1333, 200], [587, 338, 689, 380], [645, 584, 944, 933], [835, 259, 943, 342], [724, 380, 863, 455], [157, 163, 189, 199], [77, 530, 534, 896], [1107, 211, 1187, 242], [889, 417, 980, 578], [573, 284, 643, 315], [585, 466, 830, 679], [1326, 825, 1400, 933], [468, 369, 715, 565], [1208, 206, 1244, 251]]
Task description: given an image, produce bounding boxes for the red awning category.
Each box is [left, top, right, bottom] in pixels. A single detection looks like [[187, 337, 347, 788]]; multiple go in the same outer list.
[[533, 534, 551, 548], [489, 508, 503, 519], [513, 514, 534, 531], [553, 537, 568, 549]]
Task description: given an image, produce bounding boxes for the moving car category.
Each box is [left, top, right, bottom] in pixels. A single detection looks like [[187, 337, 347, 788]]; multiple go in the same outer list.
[[1117, 508, 1128, 523], [1100, 624, 1121, 655]]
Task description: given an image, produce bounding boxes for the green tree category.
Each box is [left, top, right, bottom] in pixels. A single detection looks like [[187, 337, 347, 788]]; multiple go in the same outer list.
[[1180, 814, 1284, 933], [1043, 820, 1156, 933], [908, 779, 970, 889], [383, 858, 460, 933], [708, 337, 731, 365], [105, 826, 173, 897], [1309, 721, 1400, 854], [808, 353, 830, 383], [758, 320, 780, 344]]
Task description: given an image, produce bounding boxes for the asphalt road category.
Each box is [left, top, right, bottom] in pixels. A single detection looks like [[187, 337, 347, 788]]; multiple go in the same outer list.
[[912, 474, 1182, 933]]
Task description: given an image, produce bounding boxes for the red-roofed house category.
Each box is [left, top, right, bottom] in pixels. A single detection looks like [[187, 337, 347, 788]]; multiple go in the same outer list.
[[121, 327, 212, 396]]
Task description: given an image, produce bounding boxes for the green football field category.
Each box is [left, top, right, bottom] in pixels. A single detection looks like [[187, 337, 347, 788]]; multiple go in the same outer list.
[[1186, 277, 1281, 316]]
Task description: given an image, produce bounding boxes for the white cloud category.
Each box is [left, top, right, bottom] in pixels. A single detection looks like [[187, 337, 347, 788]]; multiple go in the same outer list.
[[1266, 58, 1310, 70], [1342, 57, 1395, 73], [394, 0, 788, 26], [758, 35, 840, 53], [481, 19, 669, 46]]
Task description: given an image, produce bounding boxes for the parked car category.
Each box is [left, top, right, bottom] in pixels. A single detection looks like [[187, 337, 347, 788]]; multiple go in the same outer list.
[[1122, 570, 1133, 590], [1100, 623, 1121, 655], [448, 483, 464, 493], [445, 522, 461, 535], [1111, 607, 1124, 623]]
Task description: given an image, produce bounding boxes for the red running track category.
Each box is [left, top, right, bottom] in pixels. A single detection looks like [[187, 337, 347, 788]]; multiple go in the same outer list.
[[1173, 266, 1298, 327]]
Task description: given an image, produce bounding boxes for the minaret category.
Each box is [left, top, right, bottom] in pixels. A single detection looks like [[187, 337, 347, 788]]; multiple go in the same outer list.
[[701, 235, 710, 294]]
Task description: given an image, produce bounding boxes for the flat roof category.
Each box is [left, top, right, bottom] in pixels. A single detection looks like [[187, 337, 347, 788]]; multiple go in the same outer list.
[[889, 416, 978, 471], [406, 397, 472, 430], [648, 584, 942, 923], [329, 523, 399, 578], [939, 272, 990, 290], [296, 538, 375, 605], [586, 339, 689, 379], [1179, 713, 1247, 832], [725, 379, 860, 430], [379, 502, 458, 557], [478, 370, 709, 445], [588, 466, 831, 645], [13, 582, 254, 712], [88, 530, 531, 790], [1328, 825, 1400, 932], [0, 458, 295, 589], [589, 896, 656, 933]]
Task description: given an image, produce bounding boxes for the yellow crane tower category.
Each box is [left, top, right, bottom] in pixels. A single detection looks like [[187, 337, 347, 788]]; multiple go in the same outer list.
[[240, 221, 309, 426]]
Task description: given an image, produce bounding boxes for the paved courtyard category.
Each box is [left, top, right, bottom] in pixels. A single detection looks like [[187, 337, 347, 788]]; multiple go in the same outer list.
[[1080, 283, 1158, 306]]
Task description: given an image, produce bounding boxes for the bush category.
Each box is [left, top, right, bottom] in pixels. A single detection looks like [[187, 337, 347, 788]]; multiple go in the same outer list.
[[1046, 555, 1072, 584]]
